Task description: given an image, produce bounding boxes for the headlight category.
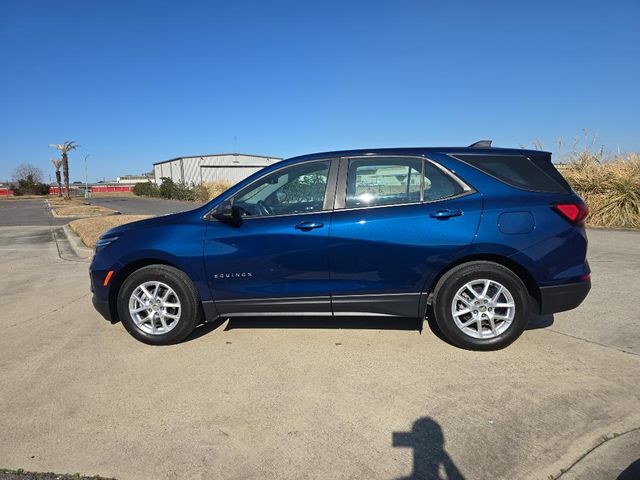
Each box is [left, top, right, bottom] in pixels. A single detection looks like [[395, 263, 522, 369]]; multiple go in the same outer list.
[[95, 236, 119, 253]]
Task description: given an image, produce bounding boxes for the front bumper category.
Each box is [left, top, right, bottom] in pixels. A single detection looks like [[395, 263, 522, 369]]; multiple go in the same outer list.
[[92, 294, 114, 322], [538, 279, 591, 315]]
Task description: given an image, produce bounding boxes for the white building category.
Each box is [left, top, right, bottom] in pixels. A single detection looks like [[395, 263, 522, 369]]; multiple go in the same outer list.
[[153, 153, 281, 186], [116, 174, 155, 184]]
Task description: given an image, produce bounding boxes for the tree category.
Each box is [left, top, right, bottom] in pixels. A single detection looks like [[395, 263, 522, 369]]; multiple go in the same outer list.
[[48, 141, 79, 199], [12, 163, 43, 184], [51, 158, 63, 197], [11, 163, 49, 196]]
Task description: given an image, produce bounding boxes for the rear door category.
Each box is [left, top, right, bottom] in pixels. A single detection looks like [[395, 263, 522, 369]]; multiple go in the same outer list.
[[328, 156, 482, 317]]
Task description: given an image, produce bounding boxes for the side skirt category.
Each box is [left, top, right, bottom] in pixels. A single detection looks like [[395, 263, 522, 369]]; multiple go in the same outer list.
[[204, 293, 422, 320], [332, 293, 421, 318]]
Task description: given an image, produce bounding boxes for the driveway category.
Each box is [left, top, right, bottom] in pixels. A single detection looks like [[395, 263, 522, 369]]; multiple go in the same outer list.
[[0, 201, 638, 480], [89, 196, 203, 215]]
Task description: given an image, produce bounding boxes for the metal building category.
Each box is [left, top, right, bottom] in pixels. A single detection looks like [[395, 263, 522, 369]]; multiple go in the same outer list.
[[153, 153, 282, 186]]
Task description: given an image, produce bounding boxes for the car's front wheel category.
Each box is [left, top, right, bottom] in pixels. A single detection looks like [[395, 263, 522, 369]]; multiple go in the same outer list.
[[432, 261, 530, 351], [117, 264, 202, 345]]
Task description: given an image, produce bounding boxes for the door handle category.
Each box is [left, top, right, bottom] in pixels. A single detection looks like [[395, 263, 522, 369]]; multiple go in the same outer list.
[[430, 209, 463, 219], [295, 221, 324, 231]]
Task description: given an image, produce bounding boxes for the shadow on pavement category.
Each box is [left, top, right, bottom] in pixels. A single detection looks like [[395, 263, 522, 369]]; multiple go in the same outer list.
[[618, 458, 640, 479], [183, 317, 229, 343], [526, 313, 555, 330], [424, 310, 554, 347], [184, 312, 555, 343], [393, 417, 465, 480]]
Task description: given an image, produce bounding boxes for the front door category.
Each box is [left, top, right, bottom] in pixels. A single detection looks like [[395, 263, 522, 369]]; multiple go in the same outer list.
[[329, 156, 482, 317], [204, 159, 337, 315]]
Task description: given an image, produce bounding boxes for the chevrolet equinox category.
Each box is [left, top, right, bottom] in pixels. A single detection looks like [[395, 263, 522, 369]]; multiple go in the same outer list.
[[90, 141, 591, 350]]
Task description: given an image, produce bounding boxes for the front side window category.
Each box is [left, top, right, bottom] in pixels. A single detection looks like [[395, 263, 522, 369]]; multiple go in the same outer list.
[[345, 157, 463, 208], [233, 160, 330, 217]]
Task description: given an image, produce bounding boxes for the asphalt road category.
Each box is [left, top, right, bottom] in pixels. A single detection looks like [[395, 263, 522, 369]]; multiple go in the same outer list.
[[0, 199, 638, 480], [89, 196, 203, 215], [0, 199, 72, 227]]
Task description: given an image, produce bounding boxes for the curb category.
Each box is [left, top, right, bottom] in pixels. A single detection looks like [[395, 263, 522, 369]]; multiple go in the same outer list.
[[62, 224, 93, 259], [47, 200, 121, 218]]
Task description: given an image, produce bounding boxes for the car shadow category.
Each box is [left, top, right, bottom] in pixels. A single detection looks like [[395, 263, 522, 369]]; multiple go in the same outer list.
[[182, 315, 423, 343], [526, 313, 555, 330], [424, 306, 555, 347], [618, 458, 640, 479], [393, 416, 465, 479], [184, 311, 554, 343], [183, 317, 229, 342]]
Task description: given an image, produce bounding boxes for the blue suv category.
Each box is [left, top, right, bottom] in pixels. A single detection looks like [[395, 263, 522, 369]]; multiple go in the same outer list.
[[90, 142, 590, 350]]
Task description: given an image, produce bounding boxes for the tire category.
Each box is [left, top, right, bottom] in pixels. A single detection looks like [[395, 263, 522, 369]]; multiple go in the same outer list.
[[117, 264, 202, 345], [432, 261, 530, 351]]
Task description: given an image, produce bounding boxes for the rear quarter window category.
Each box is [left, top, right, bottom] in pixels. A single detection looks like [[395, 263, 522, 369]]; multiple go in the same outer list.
[[452, 154, 568, 193]]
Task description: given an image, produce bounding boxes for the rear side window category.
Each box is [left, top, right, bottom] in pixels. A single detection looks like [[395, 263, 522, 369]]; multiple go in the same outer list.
[[453, 154, 568, 193], [344, 157, 464, 208], [528, 155, 573, 192], [346, 158, 421, 208]]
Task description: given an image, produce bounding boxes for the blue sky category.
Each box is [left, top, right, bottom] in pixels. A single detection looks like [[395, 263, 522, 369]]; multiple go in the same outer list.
[[1, 0, 638, 182]]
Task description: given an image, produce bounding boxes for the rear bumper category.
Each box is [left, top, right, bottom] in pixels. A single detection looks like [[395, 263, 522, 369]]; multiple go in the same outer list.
[[92, 294, 114, 322], [539, 279, 591, 315]]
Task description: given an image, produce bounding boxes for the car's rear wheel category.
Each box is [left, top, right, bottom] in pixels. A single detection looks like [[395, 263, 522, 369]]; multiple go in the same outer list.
[[117, 264, 202, 345], [432, 261, 530, 350]]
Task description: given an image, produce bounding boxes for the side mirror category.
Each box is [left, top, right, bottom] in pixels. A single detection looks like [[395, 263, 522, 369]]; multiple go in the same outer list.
[[209, 199, 241, 225]]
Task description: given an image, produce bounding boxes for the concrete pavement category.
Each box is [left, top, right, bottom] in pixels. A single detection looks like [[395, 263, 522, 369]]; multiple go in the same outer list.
[[561, 429, 640, 480], [0, 201, 638, 479]]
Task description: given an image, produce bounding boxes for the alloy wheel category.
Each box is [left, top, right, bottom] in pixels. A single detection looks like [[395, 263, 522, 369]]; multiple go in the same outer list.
[[128, 281, 182, 335], [450, 279, 516, 339]]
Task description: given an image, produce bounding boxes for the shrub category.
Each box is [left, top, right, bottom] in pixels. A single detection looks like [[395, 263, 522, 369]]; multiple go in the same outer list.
[[152, 177, 195, 201], [13, 176, 50, 196], [132, 182, 159, 197], [138, 179, 233, 202], [157, 177, 196, 201], [11, 163, 49, 195]]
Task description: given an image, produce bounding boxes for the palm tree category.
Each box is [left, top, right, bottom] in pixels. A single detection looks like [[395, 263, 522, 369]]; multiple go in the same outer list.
[[48, 141, 79, 199], [50, 158, 63, 197]]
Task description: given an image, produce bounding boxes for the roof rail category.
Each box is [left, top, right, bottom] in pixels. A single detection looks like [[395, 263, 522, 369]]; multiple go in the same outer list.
[[468, 140, 492, 148]]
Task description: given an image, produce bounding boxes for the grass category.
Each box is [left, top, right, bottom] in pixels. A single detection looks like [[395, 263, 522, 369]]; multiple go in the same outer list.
[[91, 191, 135, 198], [0, 194, 51, 200], [198, 180, 233, 201], [53, 205, 117, 217], [69, 214, 151, 248], [0, 468, 115, 479], [562, 151, 640, 229], [47, 197, 118, 217]]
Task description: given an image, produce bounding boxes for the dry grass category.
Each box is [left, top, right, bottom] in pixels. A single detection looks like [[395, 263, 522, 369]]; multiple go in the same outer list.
[[70, 214, 152, 248], [563, 152, 640, 229], [53, 204, 116, 217], [48, 197, 84, 207], [194, 181, 233, 202], [91, 191, 136, 198], [0, 195, 48, 200]]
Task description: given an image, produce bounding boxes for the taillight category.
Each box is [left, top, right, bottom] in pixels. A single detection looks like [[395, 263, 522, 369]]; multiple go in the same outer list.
[[552, 202, 588, 225]]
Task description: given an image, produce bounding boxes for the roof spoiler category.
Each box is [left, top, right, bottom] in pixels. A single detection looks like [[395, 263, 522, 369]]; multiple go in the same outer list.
[[468, 140, 492, 148]]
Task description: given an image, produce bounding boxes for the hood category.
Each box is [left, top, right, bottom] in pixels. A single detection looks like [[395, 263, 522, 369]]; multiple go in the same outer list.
[[100, 211, 190, 238]]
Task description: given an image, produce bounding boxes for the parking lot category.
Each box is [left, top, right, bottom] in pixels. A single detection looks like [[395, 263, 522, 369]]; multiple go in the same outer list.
[[0, 198, 638, 479], [89, 196, 203, 216]]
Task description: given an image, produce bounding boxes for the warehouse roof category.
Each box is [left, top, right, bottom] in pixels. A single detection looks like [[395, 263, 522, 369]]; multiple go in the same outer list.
[[153, 152, 282, 166]]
